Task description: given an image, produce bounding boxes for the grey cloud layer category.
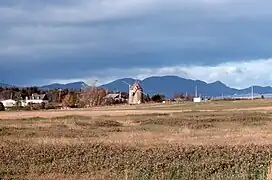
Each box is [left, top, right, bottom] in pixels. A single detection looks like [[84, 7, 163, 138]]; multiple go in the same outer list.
[[1, 0, 272, 85]]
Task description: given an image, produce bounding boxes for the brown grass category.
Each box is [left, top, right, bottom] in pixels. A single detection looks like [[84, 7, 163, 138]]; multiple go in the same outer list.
[[2, 100, 272, 179], [1, 99, 272, 120], [1, 142, 271, 180]]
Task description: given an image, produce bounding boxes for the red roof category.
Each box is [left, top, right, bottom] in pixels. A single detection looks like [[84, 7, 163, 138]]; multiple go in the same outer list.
[[133, 81, 143, 91]]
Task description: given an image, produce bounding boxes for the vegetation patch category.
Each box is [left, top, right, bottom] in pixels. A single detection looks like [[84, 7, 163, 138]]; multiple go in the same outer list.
[[51, 115, 92, 121], [128, 113, 170, 117], [134, 111, 270, 129], [93, 120, 123, 127], [139, 117, 185, 126], [0, 116, 47, 121], [137, 117, 216, 129], [1, 105, 272, 179], [0, 127, 28, 136], [19, 116, 47, 121], [0, 142, 271, 180], [74, 120, 92, 127]]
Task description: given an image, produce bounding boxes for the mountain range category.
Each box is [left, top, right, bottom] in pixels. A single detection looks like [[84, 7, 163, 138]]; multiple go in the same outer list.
[[0, 83, 14, 88], [1, 76, 272, 98], [100, 76, 272, 98], [40, 82, 88, 90]]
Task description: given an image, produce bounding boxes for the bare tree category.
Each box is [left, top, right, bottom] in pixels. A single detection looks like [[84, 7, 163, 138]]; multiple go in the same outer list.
[[62, 92, 78, 108], [80, 87, 107, 107], [15, 92, 22, 108]]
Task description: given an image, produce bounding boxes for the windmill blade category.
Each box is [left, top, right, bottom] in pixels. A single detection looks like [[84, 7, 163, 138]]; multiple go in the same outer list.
[[122, 81, 131, 87], [139, 89, 147, 96]]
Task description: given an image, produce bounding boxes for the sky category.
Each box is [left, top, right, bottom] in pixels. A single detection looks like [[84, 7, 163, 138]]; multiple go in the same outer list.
[[1, 0, 272, 89]]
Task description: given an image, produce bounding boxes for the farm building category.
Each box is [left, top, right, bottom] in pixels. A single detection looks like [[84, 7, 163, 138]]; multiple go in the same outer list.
[[128, 81, 143, 105], [104, 92, 127, 105], [21, 93, 49, 107], [105, 93, 121, 100], [1, 99, 16, 108], [104, 93, 123, 102], [0, 93, 49, 108]]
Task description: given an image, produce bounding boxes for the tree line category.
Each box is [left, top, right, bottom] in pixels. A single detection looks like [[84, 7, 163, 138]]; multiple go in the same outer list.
[[0, 86, 194, 111]]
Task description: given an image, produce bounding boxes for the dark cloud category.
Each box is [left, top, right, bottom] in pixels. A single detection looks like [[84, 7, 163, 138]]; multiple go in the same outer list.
[[1, 0, 272, 86]]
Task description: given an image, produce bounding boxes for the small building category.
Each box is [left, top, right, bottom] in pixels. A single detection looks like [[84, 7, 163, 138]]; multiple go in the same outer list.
[[193, 97, 202, 103], [105, 93, 120, 99], [1, 99, 16, 108], [21, 94, 49, 107], [104, 92, 127, 105], [104, 93, 122, 101]]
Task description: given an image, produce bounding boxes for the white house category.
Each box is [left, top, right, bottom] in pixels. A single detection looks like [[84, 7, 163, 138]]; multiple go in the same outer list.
[[1, 99, 16, 108], [1, 93, 49, 108], [193, 97, 202, 103], [21, 94, 49, 107]]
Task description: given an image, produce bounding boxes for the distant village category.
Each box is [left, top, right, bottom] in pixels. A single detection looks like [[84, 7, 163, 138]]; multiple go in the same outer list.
[[0, 80, 261, 111], [0, 80, 194, 111]]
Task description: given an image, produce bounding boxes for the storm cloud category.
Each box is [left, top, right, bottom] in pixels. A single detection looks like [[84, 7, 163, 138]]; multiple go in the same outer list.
[[1, 0, 272, 88]]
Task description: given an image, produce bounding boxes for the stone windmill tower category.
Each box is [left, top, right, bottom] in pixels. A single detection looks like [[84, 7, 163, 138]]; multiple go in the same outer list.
[[128, 81, 143, 105]]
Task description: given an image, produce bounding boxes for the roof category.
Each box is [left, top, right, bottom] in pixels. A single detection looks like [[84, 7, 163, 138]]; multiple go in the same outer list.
[[39, 94, 46, 99], [130, 81, 143, 91], [105, 94, 120, 99], [31, 93, 47, 100], [1, 99, 16, 102]]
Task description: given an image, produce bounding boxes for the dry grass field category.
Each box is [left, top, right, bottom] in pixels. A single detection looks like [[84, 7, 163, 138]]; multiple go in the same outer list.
[[2, 100, 272, 179]]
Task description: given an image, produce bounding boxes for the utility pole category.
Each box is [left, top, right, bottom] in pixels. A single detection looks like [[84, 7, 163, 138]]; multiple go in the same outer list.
[[92, 80, 98, 89], [195, 85, 198, 97], [251, 86, 254, 100], [58, 89, 62, 103]]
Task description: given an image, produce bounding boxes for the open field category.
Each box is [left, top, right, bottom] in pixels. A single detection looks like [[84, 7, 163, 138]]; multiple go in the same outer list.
[[2, 100, 272, 179], [1, 99, 272, 119]]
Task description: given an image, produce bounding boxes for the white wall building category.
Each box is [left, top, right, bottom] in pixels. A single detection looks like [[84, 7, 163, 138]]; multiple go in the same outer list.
[[1, 99, 16, 108], [1, 93, 49, 108], [193, 97, 202, 103], [21, 94, 49, 107]]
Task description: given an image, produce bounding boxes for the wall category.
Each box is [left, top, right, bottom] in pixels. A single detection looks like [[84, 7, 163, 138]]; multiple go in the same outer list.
[[1, 100, 16, 107]]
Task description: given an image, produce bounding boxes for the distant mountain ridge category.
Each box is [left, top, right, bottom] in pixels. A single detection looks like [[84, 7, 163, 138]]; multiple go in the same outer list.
[[0, 83, 15, 88], [100, 75, 272, 98], [1, 76, 272, 98], [39, 81, 88, 90]]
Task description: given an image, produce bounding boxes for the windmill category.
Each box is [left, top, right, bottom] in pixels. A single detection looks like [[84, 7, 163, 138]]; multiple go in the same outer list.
[[122, 80, 145, 105], [122, 80, 131, 89]]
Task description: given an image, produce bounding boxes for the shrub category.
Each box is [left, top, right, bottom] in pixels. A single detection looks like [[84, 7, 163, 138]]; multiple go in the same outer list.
[[45, 103, 56, 110], [31, 103, 41, 110], [0, 102, 5, 111], [40, 102, 46, 109], [151, 94, 165, 102]]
